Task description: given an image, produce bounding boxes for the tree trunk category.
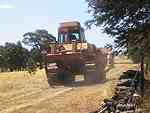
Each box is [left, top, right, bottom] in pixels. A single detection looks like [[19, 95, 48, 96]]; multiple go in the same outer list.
[[39, 61, 43, 69], [145, 63, 148, 75], [10, 68, 13, 72], [140, 54, 145, 92]]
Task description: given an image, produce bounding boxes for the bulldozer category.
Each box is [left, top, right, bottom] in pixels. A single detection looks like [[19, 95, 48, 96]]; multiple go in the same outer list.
[[45, 21, 107, 85]]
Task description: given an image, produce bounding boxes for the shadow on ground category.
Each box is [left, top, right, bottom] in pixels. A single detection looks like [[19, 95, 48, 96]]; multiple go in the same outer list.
[[66, 78, 107, 87], [47, 72, 107, 87]]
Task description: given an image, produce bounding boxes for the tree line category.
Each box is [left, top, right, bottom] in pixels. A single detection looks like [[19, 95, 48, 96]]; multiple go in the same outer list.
[[0, 30, 56, 73], [0, 41, 40, 72]]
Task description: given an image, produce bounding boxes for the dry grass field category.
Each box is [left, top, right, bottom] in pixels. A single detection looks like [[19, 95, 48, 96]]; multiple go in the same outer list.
[[0, 56, 137, 113]]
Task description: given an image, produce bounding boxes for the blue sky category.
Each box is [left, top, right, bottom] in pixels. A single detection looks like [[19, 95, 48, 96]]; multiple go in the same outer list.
[[0, 0, 113, 47]]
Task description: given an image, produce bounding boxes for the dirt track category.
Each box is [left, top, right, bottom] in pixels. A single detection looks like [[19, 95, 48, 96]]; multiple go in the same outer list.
[[0, 57, 137, 113]]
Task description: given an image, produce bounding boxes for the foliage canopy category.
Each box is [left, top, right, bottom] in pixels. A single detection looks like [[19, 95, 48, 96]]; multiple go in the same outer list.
[[86, 0, 150, 50]]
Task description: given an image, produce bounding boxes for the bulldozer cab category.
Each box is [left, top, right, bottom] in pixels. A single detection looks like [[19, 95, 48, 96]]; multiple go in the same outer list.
[[58, 21, 86, 44]]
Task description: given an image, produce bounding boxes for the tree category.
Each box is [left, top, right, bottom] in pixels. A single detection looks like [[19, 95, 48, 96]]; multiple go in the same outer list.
[[30, 48, 43, 69], [23, 30, 56, 50], [22, 30, 56, 69], [15, 41, 29, 70], [0, 42, 29, 72], [86, 0, 150, 48], [4, 42, 18, 71], [128, 45, 150, 74], [0, 46, 7, 72], [26, 56, 37, 75], [86, 0, 150, 90], [104, 44, 113, 50]]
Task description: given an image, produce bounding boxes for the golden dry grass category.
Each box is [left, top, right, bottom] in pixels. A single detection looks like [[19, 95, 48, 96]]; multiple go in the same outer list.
[[0, 70, 68, 113], [0, 56, 137, 113]]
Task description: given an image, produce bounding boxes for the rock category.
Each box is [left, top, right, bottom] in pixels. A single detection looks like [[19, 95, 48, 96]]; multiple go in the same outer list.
[[117, 79, 134, 87], [116, 104, 135, 111], [115, 86, 131, 92], [119, 70, 137, 80]]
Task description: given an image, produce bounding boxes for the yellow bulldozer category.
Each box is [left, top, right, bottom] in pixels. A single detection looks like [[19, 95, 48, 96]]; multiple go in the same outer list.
[[45, 21, 107, 85]]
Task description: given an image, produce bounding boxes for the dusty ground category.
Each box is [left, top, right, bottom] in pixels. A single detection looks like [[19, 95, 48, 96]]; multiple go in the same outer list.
[[0, 56, 137, 113]]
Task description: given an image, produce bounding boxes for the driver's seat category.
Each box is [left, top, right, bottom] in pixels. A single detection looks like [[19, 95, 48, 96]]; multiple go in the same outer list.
[[70, 35, 77, 41]]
